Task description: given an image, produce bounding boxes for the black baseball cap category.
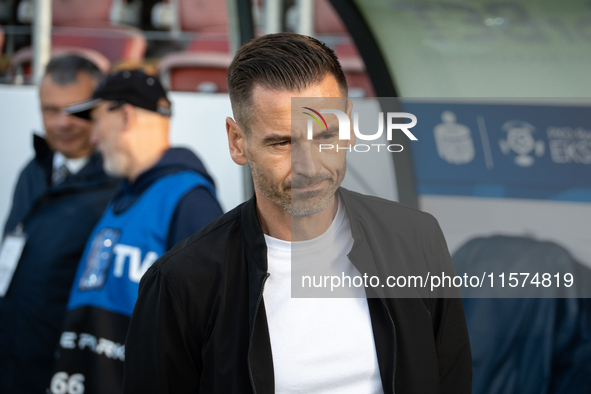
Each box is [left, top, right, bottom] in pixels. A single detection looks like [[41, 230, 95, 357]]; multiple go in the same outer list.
[[65, 70, 172, 119]]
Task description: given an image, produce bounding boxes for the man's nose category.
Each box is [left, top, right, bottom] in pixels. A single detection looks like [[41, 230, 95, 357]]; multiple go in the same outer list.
[[292, 142, 319, 177], [57, 111, 76, 130]]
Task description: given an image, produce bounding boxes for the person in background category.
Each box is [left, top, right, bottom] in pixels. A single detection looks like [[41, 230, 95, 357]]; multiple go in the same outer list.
[[0, 55, 119, 394], [49, 69, 223, 394]]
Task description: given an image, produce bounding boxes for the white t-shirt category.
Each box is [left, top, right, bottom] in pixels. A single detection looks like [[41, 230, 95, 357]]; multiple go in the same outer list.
[[263, 201, 383, 394]]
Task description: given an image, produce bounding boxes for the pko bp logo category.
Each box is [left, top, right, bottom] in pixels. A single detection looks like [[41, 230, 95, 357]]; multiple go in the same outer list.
[[302, 107, 417, 153]]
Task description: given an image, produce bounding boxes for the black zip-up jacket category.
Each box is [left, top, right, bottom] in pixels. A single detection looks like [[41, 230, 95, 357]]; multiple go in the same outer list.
[[123, 188, 472, 393]]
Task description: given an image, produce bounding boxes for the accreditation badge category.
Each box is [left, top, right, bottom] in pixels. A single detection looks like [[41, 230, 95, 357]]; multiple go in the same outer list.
[[78, 228, 121, 291], [0, 223, 27, 297]]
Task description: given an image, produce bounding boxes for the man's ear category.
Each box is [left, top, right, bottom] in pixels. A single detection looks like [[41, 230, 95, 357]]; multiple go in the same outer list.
[[346, 99, 353, 117], [226, 117, 248, 165], [346, 100, 356, 147], [121, 103, 136, 132]]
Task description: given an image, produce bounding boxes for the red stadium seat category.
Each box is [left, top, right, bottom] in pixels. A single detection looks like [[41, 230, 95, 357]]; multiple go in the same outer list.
[[158, 51, 231, 92], [179, 0, 228, 33], [157, 31, 229, 92], [178, 0, 230, 53], [52, 0, 112, 26], [8, 24, 145, 83], [155, 0, 229, 92], [9, 46, 111, 83], [8, 0, 145, 78], [16, 0, 115, 25], [51, 25, 146, 62], [185, 32, 230, 53]]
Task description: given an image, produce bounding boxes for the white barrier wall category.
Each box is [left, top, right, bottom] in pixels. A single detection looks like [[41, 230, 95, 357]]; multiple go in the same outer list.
[[420, 195, 591, 269], [0, 86, 43, 228]]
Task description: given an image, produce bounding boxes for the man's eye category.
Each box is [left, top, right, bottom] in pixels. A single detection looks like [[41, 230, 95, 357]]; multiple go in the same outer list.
[[314, 134, 334, 141], [275, 141, 290, 147], [43, 108, 59, 116]]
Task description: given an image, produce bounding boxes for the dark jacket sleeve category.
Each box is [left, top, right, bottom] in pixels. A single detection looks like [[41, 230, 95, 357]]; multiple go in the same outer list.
[[123, 266, 202, 394], [167, 187, 223, 249], [428, 217, 472, 394]]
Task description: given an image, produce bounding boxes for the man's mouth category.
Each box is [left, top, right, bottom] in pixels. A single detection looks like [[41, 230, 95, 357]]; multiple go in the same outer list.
[[292, 181, 324, 192], [290, 176, 334, 193], [58, 134, 79, 143]]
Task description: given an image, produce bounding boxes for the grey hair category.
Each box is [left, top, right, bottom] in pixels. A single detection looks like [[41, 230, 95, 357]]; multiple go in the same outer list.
[[44, 55, 104, 86]]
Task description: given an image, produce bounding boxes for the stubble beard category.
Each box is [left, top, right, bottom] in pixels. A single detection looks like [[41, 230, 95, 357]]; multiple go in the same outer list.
[[246, 149, 346, 217]]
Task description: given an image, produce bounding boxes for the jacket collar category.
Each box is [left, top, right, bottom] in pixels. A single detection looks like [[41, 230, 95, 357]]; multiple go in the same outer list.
[[31, 134, 118, 201], [239, 188, 372, 273], [338, 189, 385, 293], [240, 196, 269, 325], [33, 134, 54, 184], [240, 196, 275, 393], [239, 187, 381, 294]]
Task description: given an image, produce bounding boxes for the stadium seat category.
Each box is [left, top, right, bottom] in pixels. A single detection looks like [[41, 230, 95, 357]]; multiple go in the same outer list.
[[179, 0, 228, 33], [157, 30, 229, 91], [150, 0, 228, 33], [158, 51, 231, 92], [9, 46, 111, 83], [17, 0, 137, 26], [177, 0, 229, 53], [52, 0, 112, 26], [185, 32, 229, 53], [9, 24, 145, 81], [155, 0, 229, 91], [51, 25, 146, 62], [10, 0, 144, 77]]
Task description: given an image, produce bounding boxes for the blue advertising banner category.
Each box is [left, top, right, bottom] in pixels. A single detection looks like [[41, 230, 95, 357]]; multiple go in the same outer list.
[[400, 101, 591, 202]]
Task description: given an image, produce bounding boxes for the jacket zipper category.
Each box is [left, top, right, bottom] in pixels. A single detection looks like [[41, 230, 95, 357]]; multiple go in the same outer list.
[[248, 272, 270, 394], [380, 298, 397, 394]]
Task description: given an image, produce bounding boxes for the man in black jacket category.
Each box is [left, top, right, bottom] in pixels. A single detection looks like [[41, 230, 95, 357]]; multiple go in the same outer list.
[[124, 33, 472, 393], [0, 55, 120, 393]]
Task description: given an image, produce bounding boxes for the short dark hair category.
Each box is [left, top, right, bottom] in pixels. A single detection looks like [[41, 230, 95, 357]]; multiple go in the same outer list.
[[227, 32, 348, 132], [45, 55, 103, 86]]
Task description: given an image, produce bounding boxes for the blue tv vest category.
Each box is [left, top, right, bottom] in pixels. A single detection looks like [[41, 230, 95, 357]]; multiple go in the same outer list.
[[51, 171, 215, 394], [67, 170, 214, 316]]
